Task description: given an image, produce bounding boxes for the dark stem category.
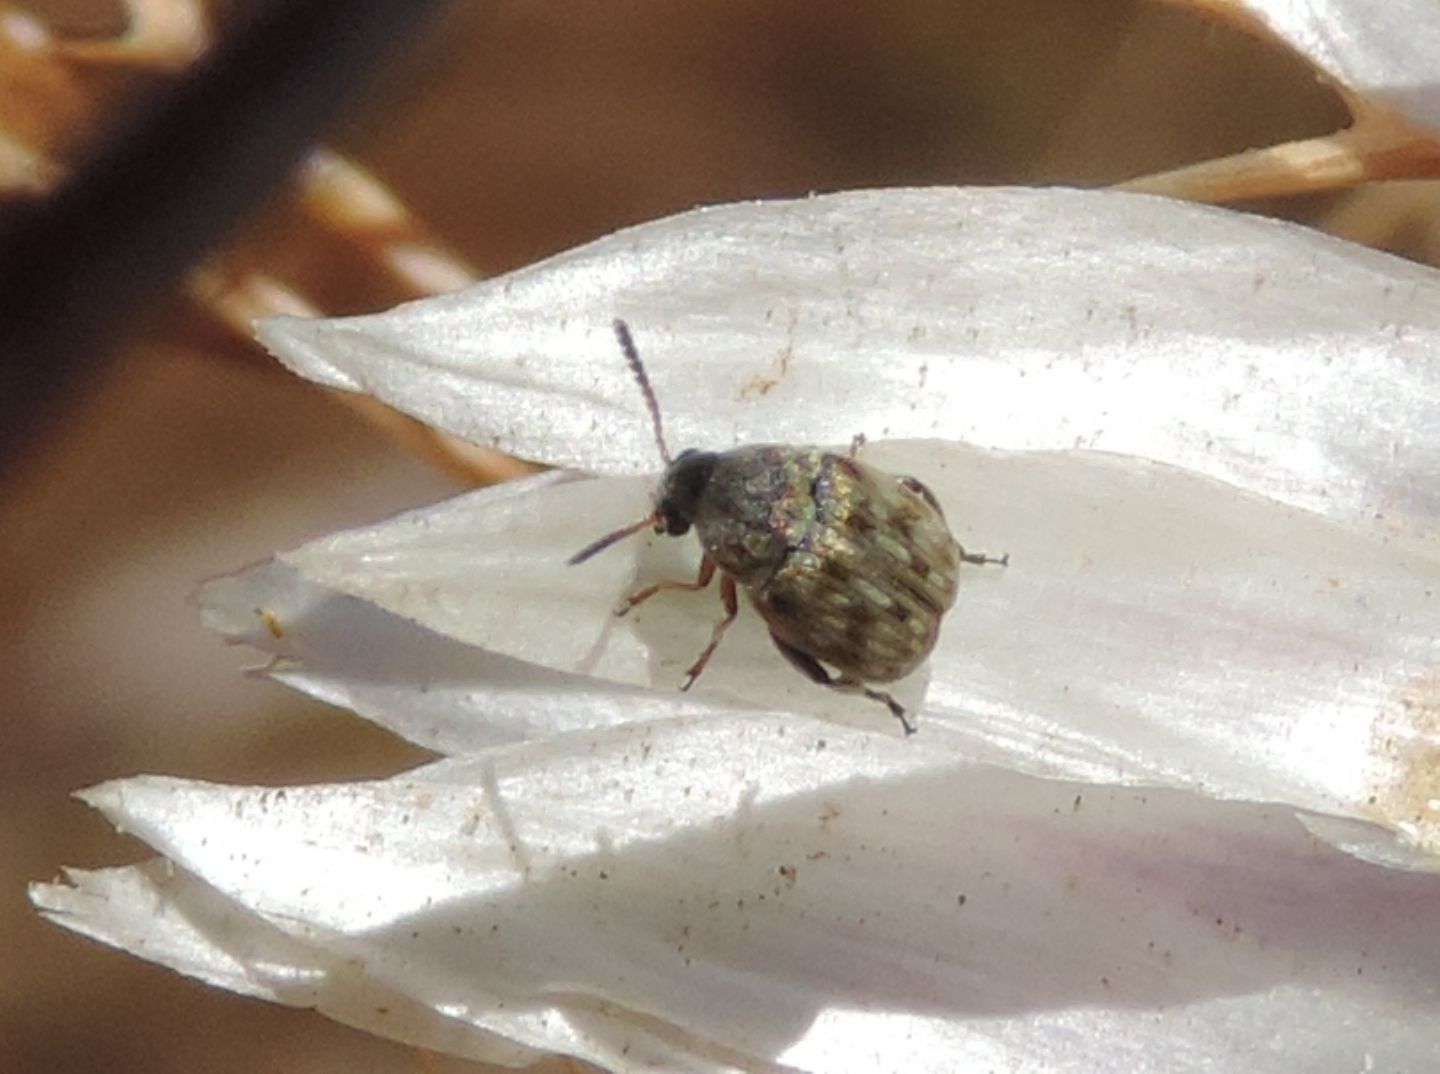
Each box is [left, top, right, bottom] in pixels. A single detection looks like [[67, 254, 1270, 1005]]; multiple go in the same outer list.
[[0, 0, 447, 461]]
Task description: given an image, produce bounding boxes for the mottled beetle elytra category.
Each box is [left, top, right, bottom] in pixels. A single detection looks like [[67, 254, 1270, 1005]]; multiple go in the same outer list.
[[569, 319, 1007, 734]]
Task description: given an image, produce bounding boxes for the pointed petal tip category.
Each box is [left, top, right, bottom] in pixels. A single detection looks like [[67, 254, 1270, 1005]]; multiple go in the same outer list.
[[1299, 812, 1440, 873], [255, 313, 362, 392], [73, 780, 120, 812]]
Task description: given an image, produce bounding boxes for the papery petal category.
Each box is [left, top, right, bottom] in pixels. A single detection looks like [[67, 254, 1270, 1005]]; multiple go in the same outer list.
[[199, 553, 746, 754], [268, 441, 1440, 864], [33, 719, 1440, 1073], [27, 864, 624, 1069], [31, 860, 320, 1003], [259, 187, 1440, 538]]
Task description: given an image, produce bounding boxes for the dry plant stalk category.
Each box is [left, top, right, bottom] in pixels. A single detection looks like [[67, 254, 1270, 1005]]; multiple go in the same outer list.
[[2, 0, 528, 485]]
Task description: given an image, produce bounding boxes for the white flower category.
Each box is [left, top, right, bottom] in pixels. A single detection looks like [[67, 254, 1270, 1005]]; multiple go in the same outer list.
[[33, 186, 1440, 1072]]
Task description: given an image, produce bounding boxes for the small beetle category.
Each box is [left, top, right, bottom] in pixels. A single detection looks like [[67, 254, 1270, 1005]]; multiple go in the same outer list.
[[570, 320, 1007, 734]]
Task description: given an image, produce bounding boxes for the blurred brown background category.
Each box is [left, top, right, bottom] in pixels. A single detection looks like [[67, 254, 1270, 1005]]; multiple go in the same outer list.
[[3, 2, 1436, 1072]]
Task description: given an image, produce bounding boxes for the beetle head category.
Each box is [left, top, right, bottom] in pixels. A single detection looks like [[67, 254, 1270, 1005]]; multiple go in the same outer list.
[[655, 448, 718, 536], [568, 319, 707, 566]]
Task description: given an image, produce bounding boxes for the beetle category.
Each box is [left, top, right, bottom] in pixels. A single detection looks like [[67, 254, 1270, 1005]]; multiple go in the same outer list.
[[569, 319, 1007, 734]]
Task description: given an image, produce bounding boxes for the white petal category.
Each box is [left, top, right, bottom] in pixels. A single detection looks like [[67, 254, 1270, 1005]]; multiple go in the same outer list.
[[1232, 0, 1440, 132], [30, 860, 318, 1003], [35, 721, 1440, 1073], [258, 187, 1440, 537], [199, 554, 747, 753], [273, 440, 1440, 864], [28, 863, 591, 1068]]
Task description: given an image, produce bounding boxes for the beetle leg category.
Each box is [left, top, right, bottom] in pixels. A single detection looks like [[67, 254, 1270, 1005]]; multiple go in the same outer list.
[[680, 573, 739, 690], [768, 633, 917, 735], [617, 555, 716, 617], [957, 543, 1010, 568], [849, 682, 915, 736]]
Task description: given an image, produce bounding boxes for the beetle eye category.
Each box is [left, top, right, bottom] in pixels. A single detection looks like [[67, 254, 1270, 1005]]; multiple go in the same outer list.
[[656, 449, 718, 535]]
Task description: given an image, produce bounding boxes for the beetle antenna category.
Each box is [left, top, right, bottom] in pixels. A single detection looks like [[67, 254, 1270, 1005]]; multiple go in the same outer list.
[[612, 319, 672, 464], [567, 512, 660, 565]]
